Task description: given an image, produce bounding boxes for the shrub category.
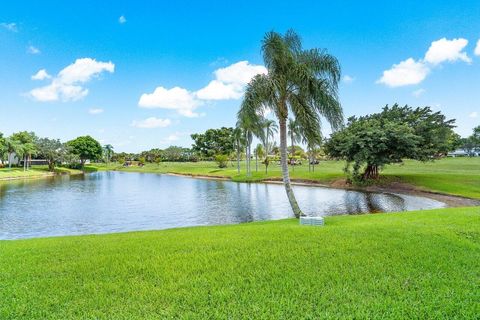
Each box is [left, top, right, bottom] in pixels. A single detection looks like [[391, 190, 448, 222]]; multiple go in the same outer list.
[[215, 154, 228, 168]]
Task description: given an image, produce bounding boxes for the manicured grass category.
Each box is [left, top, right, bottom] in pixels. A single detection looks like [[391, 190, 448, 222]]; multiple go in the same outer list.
[[0, 166, 52, 179], [89, 157, 480, 199], [0, 166, 82, 180], [1, 207, 479, 319]]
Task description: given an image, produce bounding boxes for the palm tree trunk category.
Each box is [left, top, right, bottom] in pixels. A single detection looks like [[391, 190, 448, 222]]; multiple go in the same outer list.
[[280, 117, 303, 218], [249, 137, 253, 176], [291, 133, 295, 172], [265, 133, 269, 174], [245, 141, 250, 177], [236, 147, 240, 173], [255, 152, 258, 172]]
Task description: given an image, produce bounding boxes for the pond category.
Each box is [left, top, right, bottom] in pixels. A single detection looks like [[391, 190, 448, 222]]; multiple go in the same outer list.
[[0, 172, 445, 239]]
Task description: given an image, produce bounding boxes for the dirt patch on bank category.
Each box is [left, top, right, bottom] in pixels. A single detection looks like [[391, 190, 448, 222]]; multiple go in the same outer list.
[[286, 178, 480, 208]]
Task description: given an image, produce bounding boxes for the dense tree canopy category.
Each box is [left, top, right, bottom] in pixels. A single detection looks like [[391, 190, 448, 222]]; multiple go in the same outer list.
[[191, 127, 235, 158], [459, 125, 480, 155], [325, 104, 457, 181], [67, 135, 103, 166]]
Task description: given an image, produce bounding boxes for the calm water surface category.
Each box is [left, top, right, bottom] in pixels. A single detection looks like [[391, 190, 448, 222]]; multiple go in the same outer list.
[[0, 172, 445, 239]]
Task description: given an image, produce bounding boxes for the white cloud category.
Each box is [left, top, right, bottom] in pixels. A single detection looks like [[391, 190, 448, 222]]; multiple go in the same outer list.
[[214, 61, 267, 85], [195, 61, 267, 100], [88, 108, 104, 114], [342, 75, 355, 84], [119, 15, 126, 24], [139, 61, 266, 116], [31, 69, 51, 80], [131, 117, 172, 128], [57, 58, 114, 84], [412, 88, 426, 97], [469, 111, 478, 118], [29, 58, 114, 102], [138, 86, 201, 117], [27, 45, 40, 54], [0, 22, 17, 32], [195, 80, 242, 100], [377, 58, 429, 87], [424, 38, 471, 65], [378, 37, 474, 88], [165, 133, 180, 142], [475, 39, 480, 56]]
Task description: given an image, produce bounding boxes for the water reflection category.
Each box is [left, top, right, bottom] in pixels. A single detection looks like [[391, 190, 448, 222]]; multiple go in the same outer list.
[[0, 172, 445, 239]]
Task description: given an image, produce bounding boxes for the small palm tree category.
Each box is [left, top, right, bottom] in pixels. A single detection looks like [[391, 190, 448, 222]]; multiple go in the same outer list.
[[254, 143, 265, 172], [239, 30, 343, 218], [260, 119, 278, 173], [103, 144, 114, 167], [287, 118, 302, 171]]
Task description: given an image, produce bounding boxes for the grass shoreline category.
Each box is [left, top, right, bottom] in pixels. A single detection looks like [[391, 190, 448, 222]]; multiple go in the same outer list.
[[1, 207, 479, 319], [87, 157, 480, 201], [0, 166, 83, 182]]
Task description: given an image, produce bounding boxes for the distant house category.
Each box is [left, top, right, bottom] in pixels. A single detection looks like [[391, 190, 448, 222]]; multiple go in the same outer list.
[[7, 152, 20, 165], [5, 152, 48, 166], [448, 149, 479, 157]]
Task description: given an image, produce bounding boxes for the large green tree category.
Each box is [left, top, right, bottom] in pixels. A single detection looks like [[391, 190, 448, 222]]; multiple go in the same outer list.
[[325, 104, 457, 181], [67, 136, 103, 167], [239, 30, 343, 218], [191, 127, 235, 158], [36, 138, 66, 171], [0, 133, 6, 165]]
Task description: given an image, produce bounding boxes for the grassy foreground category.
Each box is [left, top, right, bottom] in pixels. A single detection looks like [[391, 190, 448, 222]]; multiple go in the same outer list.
[[1, 207, 479, 319], [90, 157, 480, 199]]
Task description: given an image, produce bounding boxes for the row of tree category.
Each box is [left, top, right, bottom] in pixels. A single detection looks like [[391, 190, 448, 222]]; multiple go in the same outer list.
[[458, 126, 480, 155], [0, 132, 107, 171], [113, 146, 197, 164]]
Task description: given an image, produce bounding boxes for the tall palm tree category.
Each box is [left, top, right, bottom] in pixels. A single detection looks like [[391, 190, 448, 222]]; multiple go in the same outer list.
[[103, 144, 114, 167], [239, 30, 343, 218], [232, 127, 245, 173], [22, 142, 37, 171], [237, 116, 255, 177], [4, 138, 20, 169]]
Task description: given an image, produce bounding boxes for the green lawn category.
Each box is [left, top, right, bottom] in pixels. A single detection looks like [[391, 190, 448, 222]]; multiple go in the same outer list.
[[89, 157, 480, 199], [1, 207, 479, 319], [0, 166, 52, 179], [0, 166, 82, 180]]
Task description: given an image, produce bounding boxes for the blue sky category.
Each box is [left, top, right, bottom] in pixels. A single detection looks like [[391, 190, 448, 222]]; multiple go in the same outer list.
[[1, 1, 479, 152]]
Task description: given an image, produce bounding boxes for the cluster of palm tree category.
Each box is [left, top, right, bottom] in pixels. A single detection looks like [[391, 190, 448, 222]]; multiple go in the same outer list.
[[238, 30, 343, 218], [234, 116, 279, 176], [0, 131, 115, 171], [0, 131, 38, 171]]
